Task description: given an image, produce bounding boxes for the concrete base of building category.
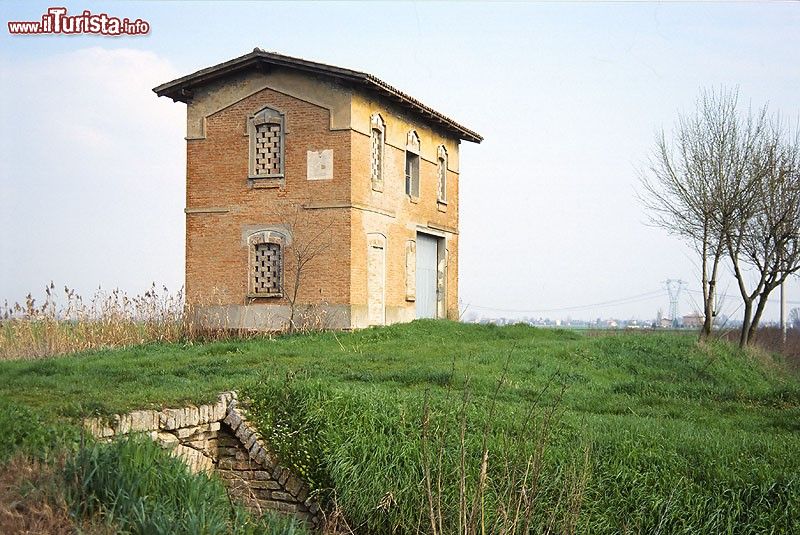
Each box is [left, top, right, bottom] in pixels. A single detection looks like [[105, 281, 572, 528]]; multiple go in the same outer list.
[[189, 301, 442, 331]]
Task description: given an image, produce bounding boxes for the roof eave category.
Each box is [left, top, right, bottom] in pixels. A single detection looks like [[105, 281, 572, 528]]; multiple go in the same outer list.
[[364, 76, 483, 143], [152, 50, 367, 102], [153, 50, 483, 143]]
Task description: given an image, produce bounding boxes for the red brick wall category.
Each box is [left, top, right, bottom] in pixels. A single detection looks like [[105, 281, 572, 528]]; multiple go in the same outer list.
[[186, 87, 352, 308]]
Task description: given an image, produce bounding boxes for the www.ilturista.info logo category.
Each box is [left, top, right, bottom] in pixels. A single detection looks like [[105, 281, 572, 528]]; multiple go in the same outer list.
[[8, 7, 150, 36]]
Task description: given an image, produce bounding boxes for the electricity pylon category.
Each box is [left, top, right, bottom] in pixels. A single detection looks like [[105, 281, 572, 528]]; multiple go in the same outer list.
[[664, 279, 686, 328]]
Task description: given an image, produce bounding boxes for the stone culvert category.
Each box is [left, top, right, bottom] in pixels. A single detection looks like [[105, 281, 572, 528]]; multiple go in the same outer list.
[[84, 392, 323, 529]]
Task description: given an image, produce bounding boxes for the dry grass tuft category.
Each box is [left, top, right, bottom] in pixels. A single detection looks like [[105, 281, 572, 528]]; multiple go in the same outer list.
[[0, 455, 69, 534], [0, 455, 113, 535], [721, 326, 800, 374]]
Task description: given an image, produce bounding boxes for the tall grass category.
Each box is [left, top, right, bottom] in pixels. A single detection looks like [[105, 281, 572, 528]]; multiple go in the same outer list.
[[1, 283, 187, 359], [726, 326, 800, 371], [417, 374, 590, 535], [64, 436, 309, 535], [245, 369, 590, 535]]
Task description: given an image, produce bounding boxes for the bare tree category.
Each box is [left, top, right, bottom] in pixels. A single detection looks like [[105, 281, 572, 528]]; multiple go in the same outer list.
[[639, 88, 764, 339], [641, 87, 800, 347], [790, 307, 800, 330], [281, 205, 333, 333], [725, 119, 800, 345]]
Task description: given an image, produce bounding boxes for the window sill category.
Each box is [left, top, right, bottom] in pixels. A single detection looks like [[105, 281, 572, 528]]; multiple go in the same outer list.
[[437, 200, 447, 212], [407, 195, 419, 204], [247, 293, 283, 299], [249, 177, 284, 189], [249, 173, 284, 180]]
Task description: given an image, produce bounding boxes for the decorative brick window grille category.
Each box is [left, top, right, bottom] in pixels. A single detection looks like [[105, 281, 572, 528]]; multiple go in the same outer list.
[[254, 124, 281, 175], [370, 114, 385, 192], [253, 243, 282, 295], [247, 230, 286, 297], [248, 107, 285, 179], [405, 131, 420, 198], [437, 145, 448, 203]]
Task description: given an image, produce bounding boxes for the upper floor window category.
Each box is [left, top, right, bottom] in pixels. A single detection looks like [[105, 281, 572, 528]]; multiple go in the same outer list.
[[248, 106, 285, 179], [405, 131, 420, 198], [437, 145, 448, 203], [370, 113, 385, 192]]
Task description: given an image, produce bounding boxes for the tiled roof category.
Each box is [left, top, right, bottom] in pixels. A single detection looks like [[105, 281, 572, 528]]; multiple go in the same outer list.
[[153, 49, 482, 143]]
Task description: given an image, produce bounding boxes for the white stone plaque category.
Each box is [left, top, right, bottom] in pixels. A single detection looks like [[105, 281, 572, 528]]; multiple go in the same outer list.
[[307, 149, 333, 180]]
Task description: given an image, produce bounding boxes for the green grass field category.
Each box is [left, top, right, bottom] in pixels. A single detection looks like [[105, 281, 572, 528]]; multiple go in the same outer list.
[[0, 321, 797, 533]]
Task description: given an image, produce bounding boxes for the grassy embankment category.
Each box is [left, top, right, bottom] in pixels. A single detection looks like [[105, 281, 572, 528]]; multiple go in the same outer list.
[[0, 321, 798, 533], [0, 408, 309, 534]]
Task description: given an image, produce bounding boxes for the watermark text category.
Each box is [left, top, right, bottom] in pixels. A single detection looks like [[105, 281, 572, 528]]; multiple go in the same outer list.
[[8, 7, 150, 36]]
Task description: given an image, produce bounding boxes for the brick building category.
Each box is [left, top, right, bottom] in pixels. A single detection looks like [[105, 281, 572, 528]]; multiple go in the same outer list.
[[154, 49, 482, 330]]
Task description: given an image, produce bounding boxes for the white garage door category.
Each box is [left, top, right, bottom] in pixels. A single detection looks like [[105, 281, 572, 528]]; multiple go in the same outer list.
[[415, 233, 438, 319]]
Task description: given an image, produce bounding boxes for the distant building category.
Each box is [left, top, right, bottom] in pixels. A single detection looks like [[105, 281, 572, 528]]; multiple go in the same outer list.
[[682, 312, 704, 329]]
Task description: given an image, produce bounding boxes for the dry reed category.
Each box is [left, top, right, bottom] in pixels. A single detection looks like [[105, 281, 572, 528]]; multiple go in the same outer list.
[[1, 283, 189, 360], [0, 283, 343, 360]]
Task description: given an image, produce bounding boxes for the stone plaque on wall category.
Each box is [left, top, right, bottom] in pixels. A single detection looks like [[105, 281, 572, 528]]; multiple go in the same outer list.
[[306, 149, 333, 180]]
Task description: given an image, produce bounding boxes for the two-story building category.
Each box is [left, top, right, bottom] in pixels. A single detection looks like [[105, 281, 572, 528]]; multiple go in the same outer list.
[[154, 49, 482, 330]]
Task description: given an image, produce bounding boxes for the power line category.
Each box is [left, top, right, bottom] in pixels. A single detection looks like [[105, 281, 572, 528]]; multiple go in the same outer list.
[[685, 288, 800, 306], [468, 289, 664, 315], [466, 285, 800, 318]]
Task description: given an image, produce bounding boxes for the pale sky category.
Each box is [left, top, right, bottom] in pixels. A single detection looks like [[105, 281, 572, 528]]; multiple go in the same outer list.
[[1, 1, 799, 322]]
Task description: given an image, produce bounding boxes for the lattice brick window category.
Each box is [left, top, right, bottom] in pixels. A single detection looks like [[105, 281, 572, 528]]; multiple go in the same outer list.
[[437, 145, 448, 203], [371, 130, 382, 183], [405, 152, 420, 197], [249, 106, 285, 179], [254, 123, 282, 177], [406, 130, 420, 153], [252, 242, 282, 295], [370, 114, 385, 192]]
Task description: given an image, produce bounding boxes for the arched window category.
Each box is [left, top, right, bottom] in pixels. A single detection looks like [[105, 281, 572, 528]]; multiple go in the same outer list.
[[370, 113, 385, 192], [248, 106, 285, 179], [437, 145, 448, 203], [247, 230, 286, 297], [405, 130, 420, 198]]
